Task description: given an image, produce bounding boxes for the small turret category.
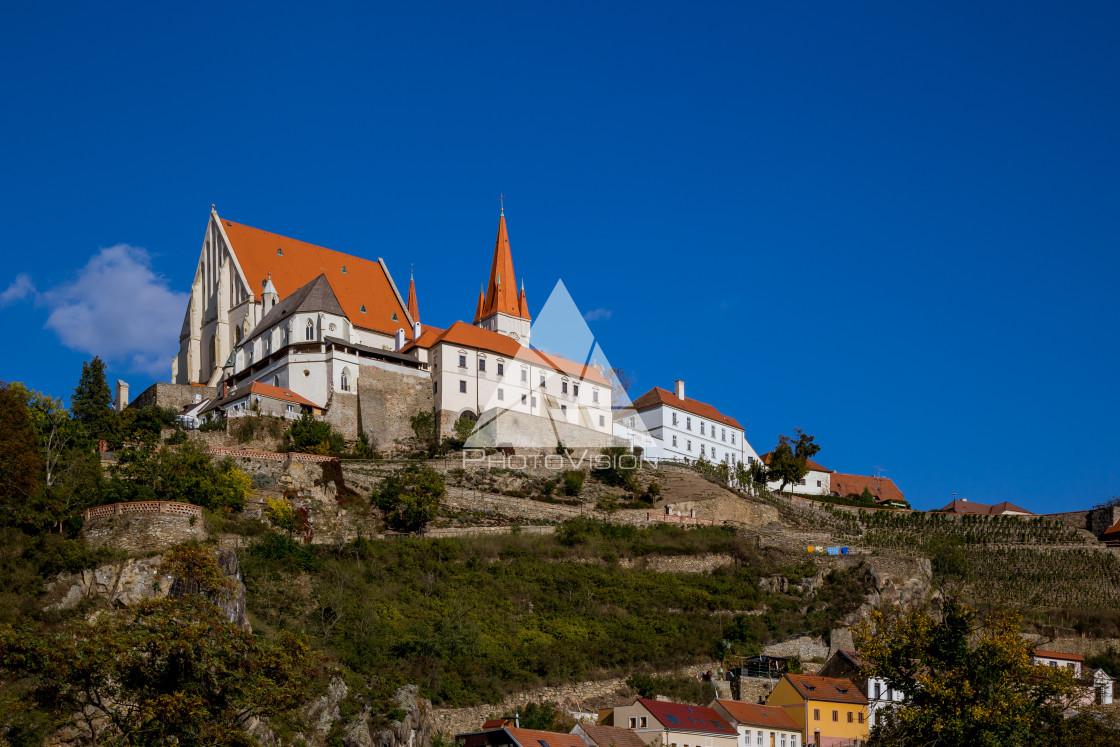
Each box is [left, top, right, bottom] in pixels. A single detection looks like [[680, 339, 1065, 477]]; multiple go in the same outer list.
[[261, 273, 279, 312]]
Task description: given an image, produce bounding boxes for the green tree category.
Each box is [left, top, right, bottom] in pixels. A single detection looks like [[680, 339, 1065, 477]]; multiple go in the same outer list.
[[561, 470, 584, 497], [855, 599, 1078, 746], [372, 464, 445, 533], [452, 416, 475, 442], [70, 357, 117, 444], [764, 429, 820, 493], [410, 410, 436, 446], [279, 412, 344, 455], [266, 496, 298, 538], [0, 385, 44, 526], [516, 701, 574, 732], [0, 596, 317, 746], [105, 442, 251, 511]]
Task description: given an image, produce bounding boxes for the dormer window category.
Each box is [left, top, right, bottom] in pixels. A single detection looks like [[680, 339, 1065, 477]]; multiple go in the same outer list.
[[341, 266, 348, 273], [277, 247, 283, 256], [392, 313, 399, 321], [360, 305, 367, 313]]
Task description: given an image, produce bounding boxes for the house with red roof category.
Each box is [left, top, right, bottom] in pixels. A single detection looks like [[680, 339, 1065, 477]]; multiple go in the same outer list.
[[710, 698, 802, 747], [198, 381, 325, 423], [829, 473, 908, 508], [627, 381, 759, 469], [609, 698, 738, 747], [937, 499, 1035, 516], [457, 727, 587, 747], [759, 453, 833, 497], [766, 673, 869, 747]]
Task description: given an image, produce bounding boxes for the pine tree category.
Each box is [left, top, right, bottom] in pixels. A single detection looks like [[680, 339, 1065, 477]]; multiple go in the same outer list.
[[71, 356, 116, 444], [0, 384, 43, 509]]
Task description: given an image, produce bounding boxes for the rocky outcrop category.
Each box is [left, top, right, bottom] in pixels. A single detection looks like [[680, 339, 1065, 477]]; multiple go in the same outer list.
[[42, 547, 250, 630]]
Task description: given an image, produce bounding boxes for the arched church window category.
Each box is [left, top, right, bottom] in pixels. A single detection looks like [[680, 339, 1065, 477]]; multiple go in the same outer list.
[[306, 320, 314, 341], [273, 376, 280, 387], [340, 368, 351, 392], [234, 326, 243, 345], [264, 336, 271, 355]]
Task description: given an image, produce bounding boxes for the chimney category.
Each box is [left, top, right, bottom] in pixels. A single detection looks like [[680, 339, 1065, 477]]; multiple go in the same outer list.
[[114, 380, 130, 412], [674, 379, 685, 400], [221, 381, 229, 398], [394, 328, 406, 351], [412, 321, 422, 340]]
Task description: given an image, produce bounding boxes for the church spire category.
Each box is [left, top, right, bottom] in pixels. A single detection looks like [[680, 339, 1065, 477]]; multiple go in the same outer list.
[[406, 265, 420, 324], [474, 282, 485, 323], [481, 210, 521, 319], [518, 278, 531, 321]]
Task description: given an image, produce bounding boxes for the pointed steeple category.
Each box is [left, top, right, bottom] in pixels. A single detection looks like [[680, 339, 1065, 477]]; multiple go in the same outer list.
[[474, 282, 485, 323], [518, 278, 531, 321], [481, 212, 521, 318], [406, 265, 420, 323]]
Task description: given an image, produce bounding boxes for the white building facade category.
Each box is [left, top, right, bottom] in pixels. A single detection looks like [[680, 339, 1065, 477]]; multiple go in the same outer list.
[[628, 380, 759, 468]]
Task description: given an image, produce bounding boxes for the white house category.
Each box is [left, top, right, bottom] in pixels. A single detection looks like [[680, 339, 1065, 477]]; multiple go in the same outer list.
[[628, 380, 758, 468], [710, 698, 801, 747], [760, 452, 832, 496]]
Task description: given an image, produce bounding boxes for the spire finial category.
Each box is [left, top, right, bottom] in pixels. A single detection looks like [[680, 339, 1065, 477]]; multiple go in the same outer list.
[[211, 203, 216, 211], [410, 263, 414, 279], [500, 193, 505, 216], [520, 278, 525, 291]]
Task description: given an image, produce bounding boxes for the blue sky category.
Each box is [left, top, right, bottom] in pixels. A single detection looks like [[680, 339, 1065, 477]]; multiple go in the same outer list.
[[1, 1, 1117, 512]]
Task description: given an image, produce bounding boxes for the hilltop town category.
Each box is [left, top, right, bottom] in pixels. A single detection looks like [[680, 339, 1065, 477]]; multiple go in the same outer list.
[[2, 209, 1120, 745]]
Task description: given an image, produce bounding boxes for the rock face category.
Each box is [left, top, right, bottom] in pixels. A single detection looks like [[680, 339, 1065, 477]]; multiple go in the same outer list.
[[42, 547, 250, 630]]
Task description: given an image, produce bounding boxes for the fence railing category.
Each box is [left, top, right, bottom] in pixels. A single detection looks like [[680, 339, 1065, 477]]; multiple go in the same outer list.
[[203, 446, 338, 463], [83, 501, 204, 522]]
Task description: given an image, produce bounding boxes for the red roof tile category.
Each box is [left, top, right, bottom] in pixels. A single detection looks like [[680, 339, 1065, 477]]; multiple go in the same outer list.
[[246, 382, 322, 409], [713, 699, 800, 731], [220, 217, 412, 339], [630, 387, 743, 430], [938, 499, 1035, 516], [637, 699, 737, 735], [503, 728, 586, 747], [577, 725, 647, 747], [782, 674, 868, 705], [830, 473, 906, 504], [1034, 649, 1086, 663], [1102, 518, 1120, 538]]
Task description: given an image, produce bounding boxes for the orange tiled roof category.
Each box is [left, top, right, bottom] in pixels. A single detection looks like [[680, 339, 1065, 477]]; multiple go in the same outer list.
[[782, 674, 868, 705], [830, 473, 906, 504], [502, 728, 586, 747], [636, 698, 737, 735], [577, 724, 647, 747], [400, 324, 446, 353], [713, 699, 800, 731], [759, 452, 831, 473], [423, 321, 610, 385], [477, 214, 529, 322], [937, 499, 1035, 516], [1034, 649, 1085, 663], [247, 382, 322, 409], [630, 387, 743, 430], [1101, 518, 1120, 538], [219, 217, 413, 339]]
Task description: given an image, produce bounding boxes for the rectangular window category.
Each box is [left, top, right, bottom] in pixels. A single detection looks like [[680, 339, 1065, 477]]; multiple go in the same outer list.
[[573, 384, 579, 396], [434, 382, 438, 394], [562, 381, 568, 394], [560, 404, 567, 413], [756, 733, 762, 746], [531, 396, 537, 408], [459, 380, 466, 393], [874, 683, 881, 699], [817, 480, 822, 487], [858, 712, 864, 724], [458, 354, 467, 368], [687, 440, 692, 451], [497, 362, 504, 375], [521, 394, 527, 404], [599, 415, 605, 427], [732, 433, 736, 444], [672, 435, 677, 447], [700, 444, 706, 456], [593, 389, 599, 403], [521, 368, 527, 382], [478, 358, 486, 372], [686, 417, 691, 430], [813, 709, 820, 721], [628, 718, 636, 729], [832, 710, 838, 722], [639, 717, 647, 727], [497, 389, 504, 401], [540, 374, 546, 387], [286, 405, 294, 413], [700, 422, 705, 435], [847, 712, 853, 723], [722, 428, 726, 441], [672, 413, 678, 425]]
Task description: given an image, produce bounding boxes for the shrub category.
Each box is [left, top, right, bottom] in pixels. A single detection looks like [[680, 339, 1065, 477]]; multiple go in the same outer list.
[[561, 471, 584, 497], [279, 413, 345, 455], [592, 446, 638, 490], [372, 465, 446, 533], [160, 543, 236, 600]]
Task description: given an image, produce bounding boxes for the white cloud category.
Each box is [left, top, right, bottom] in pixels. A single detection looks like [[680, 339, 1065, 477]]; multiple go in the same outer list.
[[0, 273, 36, 306], [583, 307, 612, 322], [41, 245, 188, 376]]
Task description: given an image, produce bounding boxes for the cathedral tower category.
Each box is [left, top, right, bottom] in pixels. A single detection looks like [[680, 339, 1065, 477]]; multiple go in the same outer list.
[[474, 208, 531, 344]]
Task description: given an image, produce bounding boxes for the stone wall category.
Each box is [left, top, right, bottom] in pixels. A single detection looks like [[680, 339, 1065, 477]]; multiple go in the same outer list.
[[80, 505, 208, 554], [458, 407, 620, 452], [358, 364, 434, 453], [1047, 506, 1120, 537], [325, 391, 360, 440], [761, 635, 830, 661], [130, 382, 217, 411]]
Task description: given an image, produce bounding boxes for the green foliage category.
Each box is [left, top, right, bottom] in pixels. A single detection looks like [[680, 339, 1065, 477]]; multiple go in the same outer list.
[[0, 596, 319, 745], [561, 470, 584, 497], [280, 412, 345, 455], [105, 442, 251, 512], [857, 599, 1078, 746], [0, 384, 45, 524], [266, 497, 298, 537], [70, 356, 117, 445], [372, 465, 445, 533], [453, 417, 476, 443], [0, 528, 114, 626], [591, 446, 638, 490], [765, 429, 820, 492], [160, 544, 236, 600], [516, 701, 574, 732], [198, 417, 226, 433], [249, 531, 320, 572], [410, 410, 436, 445], [119, 405, 178, 444], [1087, 646, 1120, 678], [624, 673, 711, 704], [352, 431, 375, 459], [231, 414, 284, 445]]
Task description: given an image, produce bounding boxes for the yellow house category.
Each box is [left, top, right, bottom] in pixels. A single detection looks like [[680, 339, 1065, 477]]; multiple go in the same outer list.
[[765, 674, 869, 747]]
